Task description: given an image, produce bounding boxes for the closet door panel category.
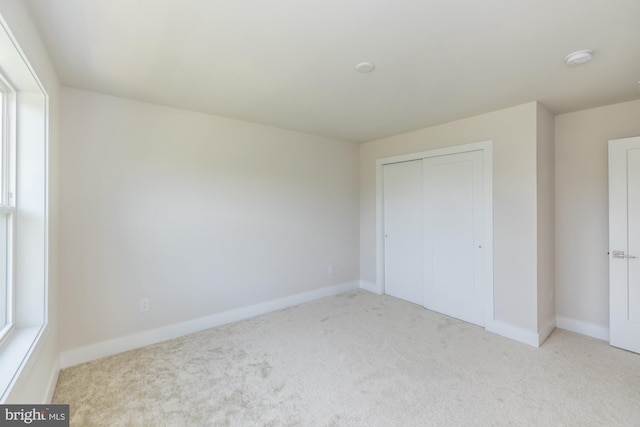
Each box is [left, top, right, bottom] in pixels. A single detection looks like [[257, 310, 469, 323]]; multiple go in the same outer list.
[[383, 160, 423, 305], [423, 151, 484, 326]]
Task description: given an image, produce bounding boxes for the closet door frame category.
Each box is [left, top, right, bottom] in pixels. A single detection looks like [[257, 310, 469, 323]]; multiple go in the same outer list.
[[376, 141, 494, 328]]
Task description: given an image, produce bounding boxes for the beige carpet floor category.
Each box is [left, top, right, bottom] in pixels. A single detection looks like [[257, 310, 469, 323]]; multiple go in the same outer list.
[[53, 290, 640, 426]]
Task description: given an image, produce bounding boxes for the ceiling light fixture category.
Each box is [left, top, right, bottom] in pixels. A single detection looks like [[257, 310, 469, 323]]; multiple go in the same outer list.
[[356, 62, 375, 73], [565, 49, 593, 65]]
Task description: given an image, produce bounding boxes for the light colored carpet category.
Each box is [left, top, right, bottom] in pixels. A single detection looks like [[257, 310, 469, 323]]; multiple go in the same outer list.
[[53, 290, 640, 426]]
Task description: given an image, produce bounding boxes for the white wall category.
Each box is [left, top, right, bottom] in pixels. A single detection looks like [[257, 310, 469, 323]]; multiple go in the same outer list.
[[59, 88, 359, 353], [555, 99, 640, 339], [0, 0, 61, 403], [536, 103, 555, 336], [360, 102, 541, 338]]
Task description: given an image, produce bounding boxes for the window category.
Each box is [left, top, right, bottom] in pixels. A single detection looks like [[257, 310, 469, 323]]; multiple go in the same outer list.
[[0, 74, 15, 342], [0, 14, 49, 402]]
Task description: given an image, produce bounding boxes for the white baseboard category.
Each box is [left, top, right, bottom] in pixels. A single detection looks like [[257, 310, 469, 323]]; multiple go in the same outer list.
[[538, 318, 556, 346], [485, 320, 540, 347], [359, 280, 383, 295], [486, 318, 557, 348], [556, 316, 609, 342], [60, 281, 359, 369]]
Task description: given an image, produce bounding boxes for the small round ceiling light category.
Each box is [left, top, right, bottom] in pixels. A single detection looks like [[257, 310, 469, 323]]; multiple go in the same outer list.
[[356, 62, 375, 73], [565, 49, 593, 65]]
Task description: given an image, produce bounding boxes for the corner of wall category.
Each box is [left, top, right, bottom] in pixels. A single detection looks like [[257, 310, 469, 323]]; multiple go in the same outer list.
[[536, 102, 556, 334], [555, 99, 640, 335]]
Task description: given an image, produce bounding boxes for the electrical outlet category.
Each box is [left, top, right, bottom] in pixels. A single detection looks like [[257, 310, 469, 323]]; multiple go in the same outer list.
[[139, 298, 150, 313], [327, 265, 334, 275]]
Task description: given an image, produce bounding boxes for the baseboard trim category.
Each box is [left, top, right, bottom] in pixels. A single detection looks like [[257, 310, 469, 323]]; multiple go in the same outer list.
[[60, 281, 360, 369], [485, 320, 539, 347], [538, 318, 556, 346], [556, 316, 609, 342], [359, 280, 383, 295]]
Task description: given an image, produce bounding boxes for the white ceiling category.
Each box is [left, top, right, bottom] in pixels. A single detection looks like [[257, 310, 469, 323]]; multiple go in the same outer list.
[[25, 0, 640, 142]]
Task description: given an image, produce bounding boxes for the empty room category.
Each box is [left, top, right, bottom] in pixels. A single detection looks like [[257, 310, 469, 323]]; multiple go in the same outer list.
[[0, 0, 639, 425]]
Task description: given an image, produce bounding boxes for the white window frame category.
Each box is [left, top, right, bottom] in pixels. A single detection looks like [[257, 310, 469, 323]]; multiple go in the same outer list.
[[0, 13, 49, 403], [0, 72, 16, 345]]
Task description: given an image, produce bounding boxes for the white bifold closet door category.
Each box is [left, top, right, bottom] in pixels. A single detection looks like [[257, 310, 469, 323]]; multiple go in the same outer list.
[[384, 150, 485, 326]]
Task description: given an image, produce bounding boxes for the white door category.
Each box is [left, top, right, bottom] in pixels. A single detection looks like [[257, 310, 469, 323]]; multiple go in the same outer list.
[[383, 160, 423, 305], [609, 136, 640, 353], [423, 151, 484, 326]]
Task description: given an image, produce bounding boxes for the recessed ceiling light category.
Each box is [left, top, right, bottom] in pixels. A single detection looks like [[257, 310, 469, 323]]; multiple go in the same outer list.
[[565, 49, 593, 65], [356, 62, 375, 73]]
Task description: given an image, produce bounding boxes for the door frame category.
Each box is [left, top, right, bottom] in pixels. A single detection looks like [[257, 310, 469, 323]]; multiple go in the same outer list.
[[376, 140, 494, 327]]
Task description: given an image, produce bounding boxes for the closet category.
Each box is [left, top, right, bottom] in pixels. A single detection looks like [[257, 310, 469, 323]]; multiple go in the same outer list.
[[383, 148, 487, 326]]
